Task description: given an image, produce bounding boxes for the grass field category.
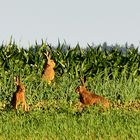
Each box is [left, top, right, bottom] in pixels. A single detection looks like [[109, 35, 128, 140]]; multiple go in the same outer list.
[[0, 42, 140, 140], [0, 73, 140, 140]]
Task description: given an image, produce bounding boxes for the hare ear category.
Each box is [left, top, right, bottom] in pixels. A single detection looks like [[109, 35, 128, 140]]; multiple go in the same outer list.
[[80, 77, 85, 86], [83, 76, 86, 83], [15, 76, 20, 85], [47, 52, 51, 60], [17, 76, 21, 82], [44, 52, 51, 60]]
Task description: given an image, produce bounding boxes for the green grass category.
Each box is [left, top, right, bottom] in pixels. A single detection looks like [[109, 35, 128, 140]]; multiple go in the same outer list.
[[0, 74, 140, 140], [0, 109, 140, 140]]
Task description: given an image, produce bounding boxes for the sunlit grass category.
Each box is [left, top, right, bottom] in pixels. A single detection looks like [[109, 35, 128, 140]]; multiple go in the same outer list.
[[0, 73, 140, 140]]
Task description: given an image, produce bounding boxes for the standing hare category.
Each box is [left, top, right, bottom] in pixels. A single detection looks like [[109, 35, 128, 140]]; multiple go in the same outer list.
[[11, 76, 27, 111], [75, 77, 109, 108], [42, 52, 55, 84]]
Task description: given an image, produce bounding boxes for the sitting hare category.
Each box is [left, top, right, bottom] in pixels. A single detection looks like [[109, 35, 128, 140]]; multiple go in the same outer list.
[[11, 76, 27, 111], [42, 52, 55, 84], [75, 77, 109, 108]]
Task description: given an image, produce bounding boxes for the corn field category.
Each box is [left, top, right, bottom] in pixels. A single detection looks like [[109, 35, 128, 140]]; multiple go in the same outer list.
[[0, 41, 140, 79]]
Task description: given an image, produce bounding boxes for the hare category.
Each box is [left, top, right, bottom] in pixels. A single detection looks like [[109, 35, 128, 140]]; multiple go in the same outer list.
[[11, 76, 27, 111], [42, 52, 55, 84], [75, 77, 109, 108]]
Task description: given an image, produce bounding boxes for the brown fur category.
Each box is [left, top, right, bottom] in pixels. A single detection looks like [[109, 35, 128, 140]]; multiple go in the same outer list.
[[42, 52, 55, 84], [11, 77, 27, 111], [75, 78, 109, 108]]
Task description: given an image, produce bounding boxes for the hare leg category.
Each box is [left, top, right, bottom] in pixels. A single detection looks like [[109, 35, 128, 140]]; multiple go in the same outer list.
[[15, 100, 19, 110], [22, 102, 27, 111]]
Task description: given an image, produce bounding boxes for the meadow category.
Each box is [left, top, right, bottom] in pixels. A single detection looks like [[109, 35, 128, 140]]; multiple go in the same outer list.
[[0, 41, 140, 140]]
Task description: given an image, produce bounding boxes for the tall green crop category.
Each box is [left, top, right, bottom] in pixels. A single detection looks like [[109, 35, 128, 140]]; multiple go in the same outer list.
[[0, 40, 140, 80]]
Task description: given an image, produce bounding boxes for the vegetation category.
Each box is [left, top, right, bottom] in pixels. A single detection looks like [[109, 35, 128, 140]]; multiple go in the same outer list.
[[0, 40, 140, 140]]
